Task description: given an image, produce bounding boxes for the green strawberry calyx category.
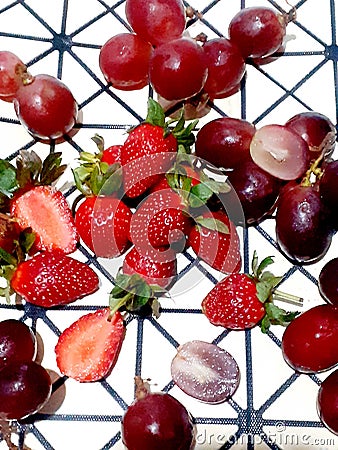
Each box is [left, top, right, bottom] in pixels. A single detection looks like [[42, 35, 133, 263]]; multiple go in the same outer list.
[[0, 226, 35, 303], [72, 135, 123, 197], [109, 271, 168, 319], [165, 153, 231, 209], [249, 251, 303, 333]]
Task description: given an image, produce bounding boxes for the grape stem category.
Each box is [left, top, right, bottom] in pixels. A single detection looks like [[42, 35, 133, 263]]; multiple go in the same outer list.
[[301, 152, 324, 187]]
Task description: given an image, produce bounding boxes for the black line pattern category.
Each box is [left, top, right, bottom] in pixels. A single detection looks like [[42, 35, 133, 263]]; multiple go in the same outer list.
[[0, 0, 338, 449]]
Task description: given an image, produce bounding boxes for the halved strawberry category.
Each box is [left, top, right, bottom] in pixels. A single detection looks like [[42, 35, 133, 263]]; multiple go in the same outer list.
[[10, 251, 99, 307], [202, 252, 300, 331], [11, 185, 78, 254], [55, 308, 125, 382], [2, 150, 78, 254]]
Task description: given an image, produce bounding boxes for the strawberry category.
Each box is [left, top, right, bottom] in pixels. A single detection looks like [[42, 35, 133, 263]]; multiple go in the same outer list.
[[75, 196, 132, 258], [72, 137, 132, 258], [100, 144, 122, 165], [188, 210, 241, 274], [123, 245, 177, 289], [202, 252, 300, 331], [55, 308, 125, 382], [121, 98, 197, 198], [11, 185, 78, 254], [3, 150, 78, 254], [10, 250, 99, 307], [130, 188, 193, 253]]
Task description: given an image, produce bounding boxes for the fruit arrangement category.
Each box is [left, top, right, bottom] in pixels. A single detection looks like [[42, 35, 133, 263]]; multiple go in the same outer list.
[[0, 1, 337, 449]]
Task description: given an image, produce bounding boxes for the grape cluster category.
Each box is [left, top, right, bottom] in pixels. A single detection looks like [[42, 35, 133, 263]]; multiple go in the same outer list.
[[193, 111, 337, 264], [99, 1, 293, 115], [0, 319, 52, 421], [0, 51, 78, 140]]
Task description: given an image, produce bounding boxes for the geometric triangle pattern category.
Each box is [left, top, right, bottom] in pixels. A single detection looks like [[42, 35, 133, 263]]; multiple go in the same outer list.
[[0, 0, 337, 449]]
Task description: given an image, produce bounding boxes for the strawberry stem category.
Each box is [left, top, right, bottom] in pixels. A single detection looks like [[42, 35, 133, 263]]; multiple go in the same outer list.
[[272, 289, 304, 306]]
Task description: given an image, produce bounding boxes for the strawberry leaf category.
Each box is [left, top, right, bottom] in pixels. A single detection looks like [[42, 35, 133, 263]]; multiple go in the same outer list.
[[195, 216, 230, 234], [189, 183, 213, 208], [261, 302, 300, 333], [0, 160, 19, 197], [145, 98, 166, 128], [256, 276, 283, 303]]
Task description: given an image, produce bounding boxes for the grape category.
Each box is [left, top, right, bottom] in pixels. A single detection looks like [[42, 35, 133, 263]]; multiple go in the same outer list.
[[149, 37, 208, 101], [171, 340, 240, 404], [319, 159, 338, 229], [250, 124, 309, 180], [121, 378, 195, 450], [318, 258, 338, 306], [99, 33, 153, 91], [227, 157, 283, 225], [0, 360, 52, 420], [202, 38, 246, 99], [285, 112, 336, 160], [0, 319, 36, 370], [195, 117, 256, 170], [0, 51, 26, 102], [281, 304, 338, 373], [13, 74, 78, 140], [275, 182, 333, 263], [125, 0, 186, 47], [317, 368, 338, 435], [228, 7, 287, 59]]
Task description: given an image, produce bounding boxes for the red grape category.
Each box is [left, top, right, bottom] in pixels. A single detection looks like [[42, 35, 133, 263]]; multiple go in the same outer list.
[[317, 368, 338, 435], [318, 258, 338, 306], [99, 33, 153, 91], [122, 378, 195, 449], [125, 0, 186, 47], [0, 360, 52, 420], [0, 51, 26, 102], [0, 319, 36, 370], [195, 117, 256, 170], [275, 182, 333, 263], [281, 304, 338, 373], [149, 37, 208, 101], [202, 38, 246, 98], [250, 124, 309, 180], [171, 340, 240, 404], [226, 157, 283, 225], [285, 111, 336, 160], [13, 74, 78, 140], [228, 7, 287, 59]]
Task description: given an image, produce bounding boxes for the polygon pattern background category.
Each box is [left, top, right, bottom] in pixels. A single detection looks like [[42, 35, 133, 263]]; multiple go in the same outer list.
[[0, 1, 337, 449]]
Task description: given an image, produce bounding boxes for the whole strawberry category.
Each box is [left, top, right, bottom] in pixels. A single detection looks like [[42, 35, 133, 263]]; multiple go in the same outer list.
[[55, 308, 125, 382], [121, 98, 197, 198], [123, 246, 177, 289], [10, 251, 99, 307], [72, 137, 132, 258], [188, 210, 242, 274], [202, 252, 300, 331]]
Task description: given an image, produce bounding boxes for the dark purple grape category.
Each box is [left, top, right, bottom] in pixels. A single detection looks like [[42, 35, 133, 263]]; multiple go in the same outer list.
[[227, 157, 283, 225], [195, 117, 256, 170], [318, 258, 338, 306], [0, 319, 36, 369], [319, 159, 338, 229], [171, 340, 240, 403], [275, 182, 333, 263], [122, 380, 195, 450], [285, 112, 336, 160], [317, 368, 338, 434], [0, 360, 52, 420]]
